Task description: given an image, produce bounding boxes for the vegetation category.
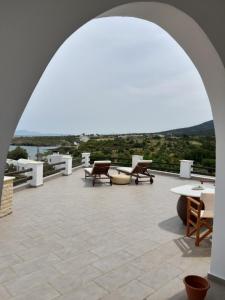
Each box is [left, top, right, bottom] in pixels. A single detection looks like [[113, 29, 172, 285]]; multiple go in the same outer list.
[[11, 134, 216, 169], [11, 135, 79, 147], [43, 162, 59, 177], [10, 120, 216, 176], [159, 120, 214, 136], [54, 134, 215, 175], [7, 146, 28, 160]]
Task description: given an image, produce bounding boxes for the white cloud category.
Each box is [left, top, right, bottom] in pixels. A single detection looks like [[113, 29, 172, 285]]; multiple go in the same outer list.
[[18, 17, 212, 134]]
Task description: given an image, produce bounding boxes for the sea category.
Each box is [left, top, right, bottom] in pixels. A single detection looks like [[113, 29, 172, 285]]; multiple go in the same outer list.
[[9, 145, 58, 160]]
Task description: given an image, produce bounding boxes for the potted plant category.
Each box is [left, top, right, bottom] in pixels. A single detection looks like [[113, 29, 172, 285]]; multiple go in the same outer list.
[[184, 275, 210, 300]]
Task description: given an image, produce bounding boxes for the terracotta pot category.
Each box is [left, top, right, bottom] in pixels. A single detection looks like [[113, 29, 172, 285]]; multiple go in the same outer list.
[[184, 275, 210, 300]]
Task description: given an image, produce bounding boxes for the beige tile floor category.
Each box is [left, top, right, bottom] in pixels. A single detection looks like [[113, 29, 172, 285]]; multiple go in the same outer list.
[[0, 168, 224, 299]]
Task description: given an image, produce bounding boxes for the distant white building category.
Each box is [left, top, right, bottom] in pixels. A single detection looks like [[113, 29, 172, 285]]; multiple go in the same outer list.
[[73, 141, 79, 148], [79, 134, 89, 143], [6, 159, 18, 168], [17, 159, 37, 171], [6, 158, 38, 171]]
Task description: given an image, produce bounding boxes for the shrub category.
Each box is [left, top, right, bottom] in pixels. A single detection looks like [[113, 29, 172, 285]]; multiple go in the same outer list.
[[8, 146, 28, 160]]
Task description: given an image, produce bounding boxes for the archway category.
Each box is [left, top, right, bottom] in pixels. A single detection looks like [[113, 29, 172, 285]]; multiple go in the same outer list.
[[1, 1, 225, 281]]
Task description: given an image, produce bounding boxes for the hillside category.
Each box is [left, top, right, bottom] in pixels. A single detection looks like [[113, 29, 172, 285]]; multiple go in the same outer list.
[[15, 130, 44, 136], [15, 130, 64, 136], [157, 120, 214, 136]]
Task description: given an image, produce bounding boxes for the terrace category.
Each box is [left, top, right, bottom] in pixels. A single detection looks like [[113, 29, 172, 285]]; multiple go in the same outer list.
[[1, 0, 225, 294], [0, 167, 223, 299]]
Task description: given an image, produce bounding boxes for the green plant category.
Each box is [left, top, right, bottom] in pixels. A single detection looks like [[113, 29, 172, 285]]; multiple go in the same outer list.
[[8, 146, 28, 160]]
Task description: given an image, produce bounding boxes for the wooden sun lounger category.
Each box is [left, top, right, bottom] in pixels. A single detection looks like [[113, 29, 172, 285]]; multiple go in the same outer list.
[[117, 160, 155, 184], [84, 161, 112, 186]]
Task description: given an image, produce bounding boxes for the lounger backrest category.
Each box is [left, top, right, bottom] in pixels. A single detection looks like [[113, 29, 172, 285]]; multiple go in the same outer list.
[[92, 161, 111, 175], [132, 160, 152, 174]]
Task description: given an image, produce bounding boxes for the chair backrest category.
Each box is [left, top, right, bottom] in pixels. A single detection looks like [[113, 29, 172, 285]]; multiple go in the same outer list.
[[187, 197, 203, 220], [92, 161, 111, 175], [186, 196, 213, 246], [200, 192, 215, 211], [132, 160, 152, 174]]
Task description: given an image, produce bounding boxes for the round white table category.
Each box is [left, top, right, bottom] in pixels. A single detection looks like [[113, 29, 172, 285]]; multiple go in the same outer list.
[[171, 184, 215, 224]]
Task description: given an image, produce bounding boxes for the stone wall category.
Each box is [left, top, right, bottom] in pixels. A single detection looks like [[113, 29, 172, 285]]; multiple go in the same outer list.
[[0, 177, 14, 218]]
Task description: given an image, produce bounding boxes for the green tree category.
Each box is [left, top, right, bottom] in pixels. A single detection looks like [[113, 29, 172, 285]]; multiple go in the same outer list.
[[8, 146, 28, 160]]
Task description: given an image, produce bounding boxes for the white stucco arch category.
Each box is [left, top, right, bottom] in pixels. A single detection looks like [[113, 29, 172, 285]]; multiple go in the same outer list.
[[101, 2, 225, 280], [1, 0, 225, 280]]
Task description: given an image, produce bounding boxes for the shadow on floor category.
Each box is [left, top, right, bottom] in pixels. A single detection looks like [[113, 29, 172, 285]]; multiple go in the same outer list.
[[158, 216, 185, 235], [158, 217, 211, 257], [81, 177, 145, 187], [207, 279, 225, 299], [167, 278, 225, 300], [174, 236, 211, 258], [81, 177, 112, 188], [167, 289, 186, 300]]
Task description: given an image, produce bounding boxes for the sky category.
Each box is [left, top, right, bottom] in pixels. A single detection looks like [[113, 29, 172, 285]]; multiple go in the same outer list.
[[17, 17, 212, 135]]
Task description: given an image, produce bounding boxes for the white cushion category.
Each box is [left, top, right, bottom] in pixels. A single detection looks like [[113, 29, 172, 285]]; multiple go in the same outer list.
[[117, 167, 133, 173], [84, 168, 93, 175], [201, 210, 214, 218], [94, 160, 111, 165], [117, 160, 152, 174], [137, 160, 152, 164]]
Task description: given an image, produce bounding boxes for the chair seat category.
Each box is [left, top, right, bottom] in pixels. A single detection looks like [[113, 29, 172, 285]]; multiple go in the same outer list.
[[200, 210, 214, 218]]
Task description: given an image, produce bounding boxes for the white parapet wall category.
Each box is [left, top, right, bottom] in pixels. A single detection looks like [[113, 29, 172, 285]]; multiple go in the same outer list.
[[6, 159, 18, 169], [47, 153, 72, 176], [18, 159, 44, 187], [82, 153, 90, 167], [132, 155, 143, 168], [47, 153, 62, 170], [61, 155, 72, 175], [180, 160, 194, 179]]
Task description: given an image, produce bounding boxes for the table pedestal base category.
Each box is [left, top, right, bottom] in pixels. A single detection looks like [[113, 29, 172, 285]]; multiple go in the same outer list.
[[177, 196, 189, 225]]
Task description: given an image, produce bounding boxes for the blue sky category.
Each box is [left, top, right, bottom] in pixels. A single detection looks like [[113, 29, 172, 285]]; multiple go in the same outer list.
[[17, 17, 212, 134]]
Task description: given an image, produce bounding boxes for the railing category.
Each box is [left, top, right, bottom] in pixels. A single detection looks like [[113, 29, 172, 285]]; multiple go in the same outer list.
[[72, 157, 81, 168], [90, 157, 180, 172], [13, 176, 33, 186], [5, 154, 76, 188], [89, 156, 215, 177], [5, 168, 33, 176], [50, 161, 66, 172], [110, 159, 131, 167], [43, 161, 65, 177], [151, 162, 180, 174], [5, 168, 33, 186], [192, 165, 215, 176]]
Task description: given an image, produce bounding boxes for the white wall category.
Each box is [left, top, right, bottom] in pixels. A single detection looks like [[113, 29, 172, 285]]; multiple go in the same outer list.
[[1, 0, 225, 280]]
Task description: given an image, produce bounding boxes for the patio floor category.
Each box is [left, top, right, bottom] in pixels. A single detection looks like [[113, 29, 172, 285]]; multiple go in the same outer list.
[[0, 168, 224, 299]]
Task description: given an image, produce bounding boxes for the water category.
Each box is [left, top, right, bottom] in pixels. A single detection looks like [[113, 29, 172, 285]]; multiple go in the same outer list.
[[9, 145, 58, 160]]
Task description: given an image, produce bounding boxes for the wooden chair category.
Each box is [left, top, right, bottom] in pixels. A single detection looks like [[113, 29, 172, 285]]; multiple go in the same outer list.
[[186, 193, 214, 246], [117, 160, 155, 184], [84, 161, 112, 186]]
